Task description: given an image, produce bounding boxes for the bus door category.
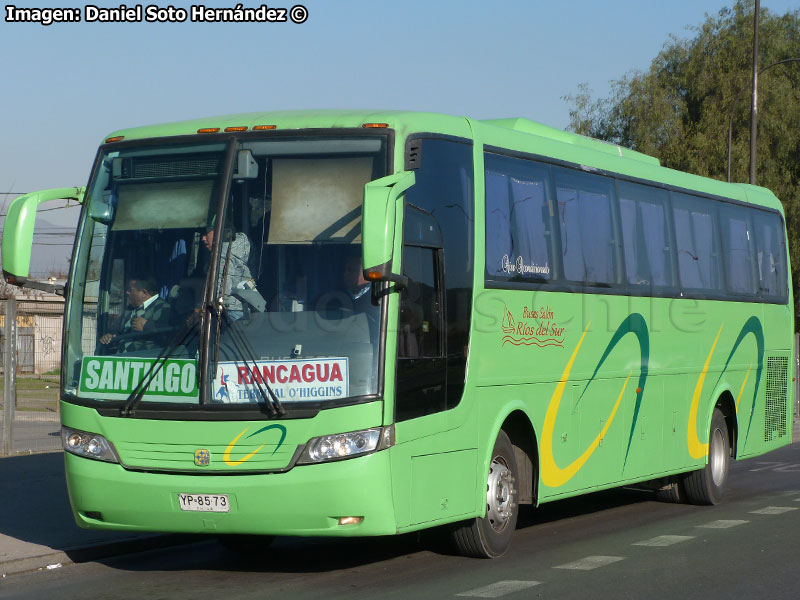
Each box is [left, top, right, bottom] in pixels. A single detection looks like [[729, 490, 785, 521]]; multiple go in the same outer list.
[[395, 204, 446, 423]]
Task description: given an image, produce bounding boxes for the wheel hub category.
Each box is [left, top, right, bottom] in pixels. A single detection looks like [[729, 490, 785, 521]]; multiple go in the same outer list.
[[486, 457, 516, 532], [710, 428, 727, 486]]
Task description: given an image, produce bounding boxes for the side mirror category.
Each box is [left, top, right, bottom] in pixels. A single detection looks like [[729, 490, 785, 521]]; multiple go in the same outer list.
[[361, 171, 415, 284], [2, 187, 85, 293], [88, 188, 115, 224]]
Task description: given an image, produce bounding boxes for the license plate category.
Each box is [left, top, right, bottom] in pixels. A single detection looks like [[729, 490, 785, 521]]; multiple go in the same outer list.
[[178, 493, 230, 512]]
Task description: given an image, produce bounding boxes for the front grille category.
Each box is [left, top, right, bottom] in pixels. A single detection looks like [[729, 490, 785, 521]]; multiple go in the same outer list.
[[114, 441, 294, 472], [764, 355, 788, 442]]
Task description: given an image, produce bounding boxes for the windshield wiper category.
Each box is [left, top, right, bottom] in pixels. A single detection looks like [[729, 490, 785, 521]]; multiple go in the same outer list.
[[211, 304, 285, 417], [119, 310, 201, 417], [208, 239, 285, 417]]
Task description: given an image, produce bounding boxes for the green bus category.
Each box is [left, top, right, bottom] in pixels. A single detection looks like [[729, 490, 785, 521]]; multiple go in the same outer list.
[[2, 111, 794, 558]]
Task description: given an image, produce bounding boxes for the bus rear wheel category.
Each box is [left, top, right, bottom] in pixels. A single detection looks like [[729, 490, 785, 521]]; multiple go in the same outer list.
[[452, 430, 518, 558], [684, 408, 730, 505]]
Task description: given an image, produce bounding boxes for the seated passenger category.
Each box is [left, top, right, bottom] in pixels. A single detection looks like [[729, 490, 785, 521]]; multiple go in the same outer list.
[[100, 276, 171, 353], [314, 254, 378, 340]]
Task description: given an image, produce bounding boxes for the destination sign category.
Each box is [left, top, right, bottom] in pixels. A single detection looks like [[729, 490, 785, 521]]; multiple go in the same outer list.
[[79, 356, 199, 401]]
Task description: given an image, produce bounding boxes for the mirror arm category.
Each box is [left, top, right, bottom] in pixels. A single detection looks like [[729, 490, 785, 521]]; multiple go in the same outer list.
[[2, 186, 85, 288], [387, 273, 408, 289], [370, 273, 408, 305], [18, 280, 65, 297]]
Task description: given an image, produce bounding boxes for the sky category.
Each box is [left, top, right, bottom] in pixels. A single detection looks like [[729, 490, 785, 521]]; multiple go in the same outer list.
[[1, 0, 798, 276]]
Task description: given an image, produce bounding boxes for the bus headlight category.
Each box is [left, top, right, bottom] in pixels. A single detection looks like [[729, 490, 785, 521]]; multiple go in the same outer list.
[[298, 425, 395, 464], [62, 427, 120, 463]]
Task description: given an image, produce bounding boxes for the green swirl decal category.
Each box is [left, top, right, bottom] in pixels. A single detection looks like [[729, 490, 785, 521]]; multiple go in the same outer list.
[[711, 316, 764, 445], [246, 424, 287, 454], [576, 314, 650, 469], [541, 314, 649, 488], [223, 423, 287, 466]]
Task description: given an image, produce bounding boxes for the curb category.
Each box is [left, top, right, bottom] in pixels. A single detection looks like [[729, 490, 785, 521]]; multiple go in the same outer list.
[[1, 534, 209, 578]]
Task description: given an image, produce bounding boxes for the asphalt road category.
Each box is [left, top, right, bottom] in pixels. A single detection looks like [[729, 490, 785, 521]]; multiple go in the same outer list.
[[4, 440, 800, 600]]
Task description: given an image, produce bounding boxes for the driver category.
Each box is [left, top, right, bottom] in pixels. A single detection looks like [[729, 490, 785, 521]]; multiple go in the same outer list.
[[100, 276, 171, 352]]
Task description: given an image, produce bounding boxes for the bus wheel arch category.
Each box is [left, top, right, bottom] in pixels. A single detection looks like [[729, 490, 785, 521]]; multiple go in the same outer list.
[[713, 391, 738, 459], [451, 409, 538, 558], [500, 410, 538, 506], [698, 387, 738, 460]]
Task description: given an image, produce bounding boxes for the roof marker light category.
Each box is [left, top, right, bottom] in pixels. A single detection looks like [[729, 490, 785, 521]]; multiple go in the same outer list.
[[362, 123, 389, 129], [252, 125, 277, 130], [105, 136, 125, 143], [224, 126, 248, 132], [197, 127, 220, 134]]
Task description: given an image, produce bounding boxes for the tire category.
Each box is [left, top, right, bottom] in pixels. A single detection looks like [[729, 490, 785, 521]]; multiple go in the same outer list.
[[452, 430, 519, 558], [217, 534, 275, 554], [684, 408, 730, 505]]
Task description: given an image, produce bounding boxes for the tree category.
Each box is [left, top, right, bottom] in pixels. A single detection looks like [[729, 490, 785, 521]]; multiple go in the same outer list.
[[564, 0, 800, 323]]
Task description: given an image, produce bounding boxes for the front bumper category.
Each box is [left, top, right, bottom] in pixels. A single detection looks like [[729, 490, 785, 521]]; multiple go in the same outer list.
[[65, 449, 396, 537]]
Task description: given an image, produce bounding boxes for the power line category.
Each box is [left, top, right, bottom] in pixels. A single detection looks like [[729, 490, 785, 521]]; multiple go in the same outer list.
[[0, 203, 81, 217], [0, 183, 19, 216]]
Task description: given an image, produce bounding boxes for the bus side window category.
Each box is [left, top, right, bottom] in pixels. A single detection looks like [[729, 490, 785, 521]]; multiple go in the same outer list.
[[752, 211, 788, 300]]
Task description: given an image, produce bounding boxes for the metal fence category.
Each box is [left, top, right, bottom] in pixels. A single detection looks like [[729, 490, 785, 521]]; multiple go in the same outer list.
[[1, 298, 62, 455]]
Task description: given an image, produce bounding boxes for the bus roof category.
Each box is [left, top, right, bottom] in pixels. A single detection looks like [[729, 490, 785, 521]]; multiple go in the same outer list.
[[103, 110, 473, 142], [104, 109, 784, 214]]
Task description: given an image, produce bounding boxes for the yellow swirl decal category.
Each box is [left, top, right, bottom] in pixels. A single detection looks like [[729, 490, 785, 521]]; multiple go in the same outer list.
[[540, 323, 631, 488], [539, 314, 651, 488], [540, 325, 589, 487], [735, 366, 752, 412], [687, 325, 723, 460], [223, 429, 264, 466]]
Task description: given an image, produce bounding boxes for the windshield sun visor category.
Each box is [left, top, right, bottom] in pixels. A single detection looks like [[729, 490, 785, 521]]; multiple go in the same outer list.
[[112, 181, 214, 231], [268, 157, 373, 244]]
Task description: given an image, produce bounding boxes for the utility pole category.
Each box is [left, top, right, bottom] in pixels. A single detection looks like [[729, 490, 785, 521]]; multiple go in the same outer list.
[[750, 0, 760, 184]]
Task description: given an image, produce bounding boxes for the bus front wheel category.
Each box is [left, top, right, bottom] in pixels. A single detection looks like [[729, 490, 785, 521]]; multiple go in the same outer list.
[[684, 408, 730, 505], [452, 430, 518, 558]]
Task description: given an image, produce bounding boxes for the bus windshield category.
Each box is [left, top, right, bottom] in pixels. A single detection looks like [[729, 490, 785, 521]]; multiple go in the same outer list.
[[63, 135, 389, 411]]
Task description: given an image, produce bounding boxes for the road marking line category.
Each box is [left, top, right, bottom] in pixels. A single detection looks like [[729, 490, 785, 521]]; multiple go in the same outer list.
[[554, 556, 624, 570], [749, 506, 798, 515], [632, 535, 694, 547], [456, 581, 542, 598], [696, 520, 749, 529], [749, 462, 788, 471]]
